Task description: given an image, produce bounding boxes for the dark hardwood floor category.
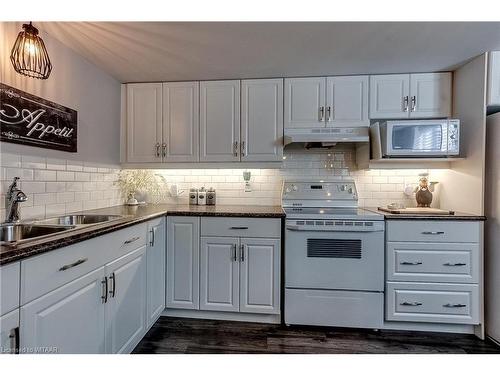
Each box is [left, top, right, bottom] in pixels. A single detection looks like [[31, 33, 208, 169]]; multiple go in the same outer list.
[[132, 317, 500, 354]]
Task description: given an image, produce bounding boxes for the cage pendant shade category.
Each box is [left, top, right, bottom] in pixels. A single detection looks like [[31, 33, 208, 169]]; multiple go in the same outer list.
[[10, 22, 52, 80]]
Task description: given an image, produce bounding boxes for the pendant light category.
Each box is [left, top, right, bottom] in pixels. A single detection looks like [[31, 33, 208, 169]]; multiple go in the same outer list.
[[10, 22, 52, 80]]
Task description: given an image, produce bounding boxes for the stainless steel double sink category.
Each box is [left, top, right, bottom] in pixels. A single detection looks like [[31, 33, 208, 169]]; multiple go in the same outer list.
[[0, 214, 125, 245]]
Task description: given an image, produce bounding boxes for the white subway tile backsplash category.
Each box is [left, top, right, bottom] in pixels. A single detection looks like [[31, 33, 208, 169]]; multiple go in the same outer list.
[[21, 155, 46, 169], [46, 158, 66, 170], [21, 181, 46, 194], [34, 169, 57, 181], [57, 171, 75, 181]]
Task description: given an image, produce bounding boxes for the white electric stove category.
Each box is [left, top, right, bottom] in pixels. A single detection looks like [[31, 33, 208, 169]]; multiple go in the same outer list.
[[282, 180, 385, 329]]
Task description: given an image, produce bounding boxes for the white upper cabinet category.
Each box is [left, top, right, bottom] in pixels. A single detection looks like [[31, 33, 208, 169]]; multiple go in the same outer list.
[[162, 82, 200, 162], [370, 73, 452, 119], [409, 73, 452, 118], [200, 237, 240, 312], [488, 51, 500, 106], [284, 77, 326, 128], [241, 79, 284, 162], [126, 83, 163, 163], [166, 216, 200, 310], [326, 76, 369, 127], [200, 80, 241, 162], [370, 74, 410, 119]]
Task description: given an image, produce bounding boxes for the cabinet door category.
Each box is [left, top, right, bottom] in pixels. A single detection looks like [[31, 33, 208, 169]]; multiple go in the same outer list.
[[488, 51, 500, 106], [200, 80, 240, 161], [162, 82, 199, 162], [200, 237, 240, 312], [126, 83, 163, 163], [166, 216, 200, 309], [105, 246, 147, 354], [20, 267, 106, 354], [146, 218, 166, 329], [370, 74, 410, 119], [409, 73, 452, 118], [284, 77, 326, 128], [1, 310, 19, 354], [241, 79, 284, 161], [326, 76, 369, 127], [240, 238, 280, 314]]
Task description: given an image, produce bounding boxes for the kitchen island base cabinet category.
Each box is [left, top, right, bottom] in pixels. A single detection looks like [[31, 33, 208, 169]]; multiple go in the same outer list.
[[166, 216, 200, 310], [20, 268, 106, 354], [146, 218, 166, 329], [104, 246, 147, 354]]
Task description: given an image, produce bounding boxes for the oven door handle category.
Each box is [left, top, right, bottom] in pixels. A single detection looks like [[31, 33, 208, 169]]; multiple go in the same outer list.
[[285, 224, 383, 232]]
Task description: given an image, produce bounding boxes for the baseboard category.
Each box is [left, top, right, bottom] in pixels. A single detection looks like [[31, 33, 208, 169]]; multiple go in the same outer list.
[[162, 308, 281, 324], [382, 321, 476, 334]]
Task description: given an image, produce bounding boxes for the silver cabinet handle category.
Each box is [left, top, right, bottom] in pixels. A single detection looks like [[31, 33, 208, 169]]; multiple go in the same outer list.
[[101, 276, 108, 304], [162, 143, 167, 158], [230, 226, 249, 230], [124, 236, 140, 244], [319, 106, 325, 122], [149, 228, 155, 247], [403, 96, 409, 112], [444, 303, 466, 308], [240, 244, 245, 262], [411, 96, 416, 111], [443, 262, 467, 266], [59, 258, 88, 271], [8, 327, 19, 354], [109, 272, 116, 298], [231, 244, 237, 261], [155, 143, 161, 157], [421, 231, 445, 235], [240, 141, 246, 157], [326, 106, 332, 122], [400, 301, 422, 306], [233, 141, 239, 157], [400, 261, 423, 265]]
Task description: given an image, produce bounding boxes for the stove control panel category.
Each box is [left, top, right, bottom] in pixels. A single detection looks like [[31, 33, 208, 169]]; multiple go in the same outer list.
[[282, 181, 358, 201]]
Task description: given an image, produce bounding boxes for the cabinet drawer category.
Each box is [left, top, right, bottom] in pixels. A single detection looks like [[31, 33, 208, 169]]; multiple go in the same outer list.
[[387, 221, 480, 243], [21, 223, 147, 304], [387, 242, 479, 283], [201, 217, 281, 238], [0, 262, 20, 315], [386, 282, 479, 324]]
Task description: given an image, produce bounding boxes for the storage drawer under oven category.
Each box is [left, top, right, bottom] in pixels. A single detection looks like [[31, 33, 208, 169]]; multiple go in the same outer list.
[[285, 222, 385, 291]]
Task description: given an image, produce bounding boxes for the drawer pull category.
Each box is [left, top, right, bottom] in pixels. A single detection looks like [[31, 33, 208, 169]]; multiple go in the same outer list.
[[421, 231, 445, 235], [443, 303, 466, 308], [229, 226, 249, 230], [443, 262, 467, 266], [400, 261, 423, 265], [124, 236, 140, 244], [400, 301, 423, 306], [59, 258, 88, 271]]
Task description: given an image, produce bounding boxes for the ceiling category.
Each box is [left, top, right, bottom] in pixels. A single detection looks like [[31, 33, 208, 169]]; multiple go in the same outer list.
[[40, 22, 500, 83]]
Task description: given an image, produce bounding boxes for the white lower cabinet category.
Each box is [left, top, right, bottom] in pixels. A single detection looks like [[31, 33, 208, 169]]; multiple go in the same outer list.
[[200, 237, 240, 312], [146, 218, 166, 329], [166, 216, 200, 309], [20, 267, 106, 354], [1, 310, 19, 354], [239, 238, 280, 314], [105, 246, 147, 354]]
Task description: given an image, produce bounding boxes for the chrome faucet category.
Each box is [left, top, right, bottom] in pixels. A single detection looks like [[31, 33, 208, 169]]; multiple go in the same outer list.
[[5, 177, 28, 223]]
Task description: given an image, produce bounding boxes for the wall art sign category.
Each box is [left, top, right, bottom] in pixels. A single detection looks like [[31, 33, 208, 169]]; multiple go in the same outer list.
[[0, 83, 77, 152]]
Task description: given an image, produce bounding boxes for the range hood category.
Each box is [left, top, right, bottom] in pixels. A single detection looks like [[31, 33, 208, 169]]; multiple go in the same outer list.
[[284, 127, 369, 146]]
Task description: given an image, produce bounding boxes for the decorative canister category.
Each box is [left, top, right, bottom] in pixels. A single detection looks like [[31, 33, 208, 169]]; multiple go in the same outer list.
[[415, 175, 433, 207], [189, 188, 198, 205], [206, 188, 216, 205], [197, 187, 207, 206]]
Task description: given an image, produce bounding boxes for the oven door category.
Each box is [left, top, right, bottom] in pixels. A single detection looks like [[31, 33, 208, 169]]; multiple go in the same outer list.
[[285, 221, 384, 291], [386, 120, 448, 156]]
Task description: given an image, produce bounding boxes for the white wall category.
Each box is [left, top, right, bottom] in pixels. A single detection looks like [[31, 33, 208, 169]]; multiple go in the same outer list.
[[0, 22, 121, 165]]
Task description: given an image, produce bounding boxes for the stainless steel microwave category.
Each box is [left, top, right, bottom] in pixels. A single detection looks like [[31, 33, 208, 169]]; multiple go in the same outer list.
[[371, 119, 460, 158]]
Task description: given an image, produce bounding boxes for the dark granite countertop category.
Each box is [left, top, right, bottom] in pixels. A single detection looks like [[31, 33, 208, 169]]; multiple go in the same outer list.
[[364, 207, 486, 221], [0, 204, 285, 266]]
